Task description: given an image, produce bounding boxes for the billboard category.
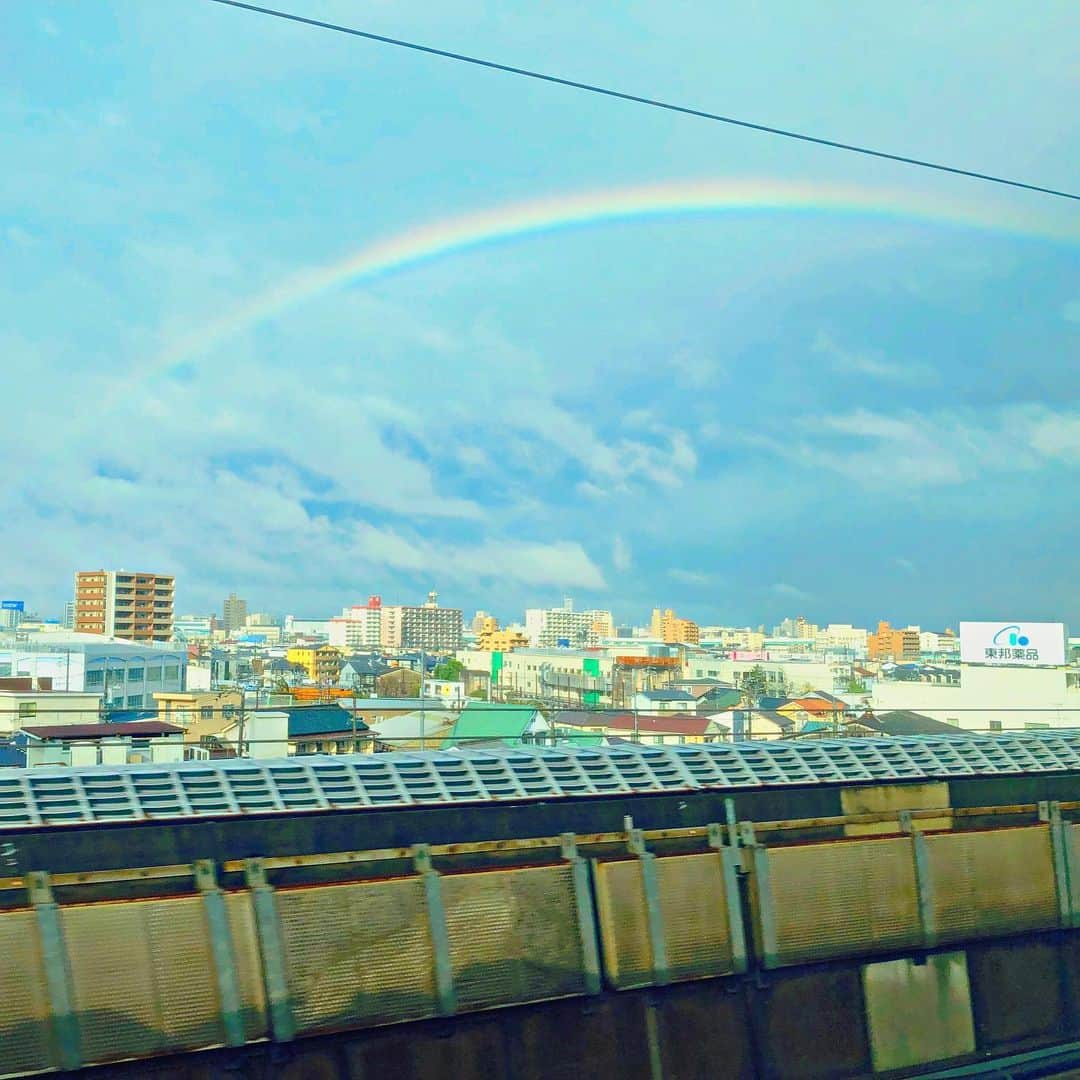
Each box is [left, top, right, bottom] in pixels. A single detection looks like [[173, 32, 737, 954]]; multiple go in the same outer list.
[[959, 622, 1066, 667], [1, 600, 24, 611]]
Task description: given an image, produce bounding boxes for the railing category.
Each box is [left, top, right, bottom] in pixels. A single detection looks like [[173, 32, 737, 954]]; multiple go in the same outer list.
[[3, 798, 1080, 1076]]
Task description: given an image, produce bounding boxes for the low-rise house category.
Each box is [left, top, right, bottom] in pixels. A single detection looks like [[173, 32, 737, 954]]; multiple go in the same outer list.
[[20, 720, 185, 767], [857, 710, 961, 736], [777, 695, 851, 734], [369, 711, 457, 752], [338, 654, 391, 694], [632, 689, 698, 713], [442, 703, 549, 749], [551, 710, 729, 746]]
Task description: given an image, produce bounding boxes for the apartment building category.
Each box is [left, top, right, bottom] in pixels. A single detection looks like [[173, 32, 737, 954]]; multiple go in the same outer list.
[[380, 592, 462, 652], [650, 608, 700, 645], [74, 569, 174, 642], [524, 600, 613, 648], [222, 593, 248, 635], [328, 597, 383, 650], [868, 621, 921, 662]]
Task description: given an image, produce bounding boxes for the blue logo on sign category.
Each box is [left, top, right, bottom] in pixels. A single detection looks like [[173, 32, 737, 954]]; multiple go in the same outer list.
[[0, 600, 24, 612], [992, 625, 1029, 647]]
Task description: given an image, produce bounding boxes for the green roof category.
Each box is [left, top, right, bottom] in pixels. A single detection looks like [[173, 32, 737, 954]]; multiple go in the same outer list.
[[442, 703, 545, 748]]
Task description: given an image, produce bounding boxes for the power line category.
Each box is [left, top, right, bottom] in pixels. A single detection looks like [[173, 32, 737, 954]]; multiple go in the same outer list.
[[206, 0, 1079, 203]]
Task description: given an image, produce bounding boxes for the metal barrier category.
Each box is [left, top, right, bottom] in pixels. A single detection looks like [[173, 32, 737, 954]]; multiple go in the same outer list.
[[4, 800, 1080, 1077]]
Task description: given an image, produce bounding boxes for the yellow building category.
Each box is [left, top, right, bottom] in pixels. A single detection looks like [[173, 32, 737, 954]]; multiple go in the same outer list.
[[286, 645, 342, 684], [650, 608, 701, 645], [476, 617, 530, 651]]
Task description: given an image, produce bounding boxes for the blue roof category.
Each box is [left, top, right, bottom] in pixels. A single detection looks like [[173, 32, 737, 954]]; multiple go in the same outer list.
[[0, 741, 26, 767], [278, 706, 369, 737]]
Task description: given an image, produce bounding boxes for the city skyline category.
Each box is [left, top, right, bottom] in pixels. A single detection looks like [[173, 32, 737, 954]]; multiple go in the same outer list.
[[2, 2, 1077, 632]]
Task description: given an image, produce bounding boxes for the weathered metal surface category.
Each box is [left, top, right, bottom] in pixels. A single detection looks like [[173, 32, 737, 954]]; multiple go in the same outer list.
[[760, 836, 922, 967]]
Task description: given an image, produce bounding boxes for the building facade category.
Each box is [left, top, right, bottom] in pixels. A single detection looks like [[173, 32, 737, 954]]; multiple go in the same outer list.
[[524, 601, 613, 648], [868, 621, 921, 662], [286, 645, 342, 684], [650, 608, 701, 645], [74, 570, 175, 642], [223, 593, 248, 635], [0, 639, 187, 708], [380, 593, 462, 652], [328, 598, 383, 650]]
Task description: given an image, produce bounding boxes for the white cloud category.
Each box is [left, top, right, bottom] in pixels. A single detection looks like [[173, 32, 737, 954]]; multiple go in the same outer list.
[[813, 331, 937, 384], [612, 535, 632, 572], [770, 582, 811, 601], [668, 568, 714, 586]]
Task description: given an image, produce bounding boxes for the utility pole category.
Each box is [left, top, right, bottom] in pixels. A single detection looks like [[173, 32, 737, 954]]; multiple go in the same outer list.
[[419, 648, 426, 751]]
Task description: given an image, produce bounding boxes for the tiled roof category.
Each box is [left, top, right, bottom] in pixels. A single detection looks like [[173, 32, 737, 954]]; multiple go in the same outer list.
[[443, 704, 544, 748]]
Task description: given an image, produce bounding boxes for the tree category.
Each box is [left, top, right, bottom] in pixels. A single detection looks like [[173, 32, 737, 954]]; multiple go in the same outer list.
[[432, 657, 465, 682], [846, 678, 868, 694], [742, 665, 768, 703]]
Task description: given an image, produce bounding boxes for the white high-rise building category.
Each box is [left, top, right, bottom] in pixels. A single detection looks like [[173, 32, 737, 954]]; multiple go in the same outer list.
[[328, 598, 383, 650], [524, 599, 613, 648]]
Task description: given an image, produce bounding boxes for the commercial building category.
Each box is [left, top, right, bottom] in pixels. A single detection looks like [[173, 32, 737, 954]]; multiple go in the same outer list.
[[868, 621, 921, 663], [870, 621, 1076, 731], [380, 592, 462, 652], [0, 638, 186, 708], [461, 647, 617, 708], [650, 608, 700, 645], [328, 597, 383, 650], [223, 593, 248, 635], [173, 615, 215, 640], [74, 570, 175, 642]]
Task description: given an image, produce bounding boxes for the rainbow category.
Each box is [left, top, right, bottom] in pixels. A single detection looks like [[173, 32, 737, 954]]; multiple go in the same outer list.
[[141, 177, 1076, 385]]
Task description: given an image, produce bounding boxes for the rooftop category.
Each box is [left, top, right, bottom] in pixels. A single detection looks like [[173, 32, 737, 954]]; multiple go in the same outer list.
[[21, 721, 184, 741]]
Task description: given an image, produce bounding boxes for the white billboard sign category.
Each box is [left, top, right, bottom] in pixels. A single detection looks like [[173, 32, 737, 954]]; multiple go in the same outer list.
[[959, 622, 1066, 667]]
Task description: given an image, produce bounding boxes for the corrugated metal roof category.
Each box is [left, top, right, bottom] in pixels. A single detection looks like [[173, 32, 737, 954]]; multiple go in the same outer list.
[[2, 729, 1080, 829]]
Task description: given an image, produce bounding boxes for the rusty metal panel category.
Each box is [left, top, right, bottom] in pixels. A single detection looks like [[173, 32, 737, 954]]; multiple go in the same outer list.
[[63, 896, 224, 1064], [224, 891, 269, 1042], [841, 781, 951, 836], [276, 876, 437, 1034], [863, 951, 975, 1073], [441, 864, 585, 1012], [594, 859, 653, 989], [0, 909, 53, 1078], [926, 827, 1058, 943], [654, 853, 734, 982], [764, 837, 920, 966]]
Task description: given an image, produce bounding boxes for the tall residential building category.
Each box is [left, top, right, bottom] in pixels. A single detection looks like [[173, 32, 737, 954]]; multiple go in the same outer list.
[[380, 592, 463, 652], [62, 601, 76, 630], [223, 593, 248, 635], [328, 597, 383, 650], [524, 599, 613, 648], [74, 570, 175, 643], [650, 607, 700, 645], [868, 621, 921, 663]]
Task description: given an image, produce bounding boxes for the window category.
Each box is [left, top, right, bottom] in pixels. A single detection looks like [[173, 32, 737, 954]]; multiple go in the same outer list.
[[18, 702, 37, 719], [127, 695, 142, 707], [146, 667, 163, 684], [128, 668, 144, 682], [652, 735, 665, 745], [85, 670, 104, 687], [164, 665, 180, 681], [989, 720, 1003, 733], [200, 706, 213, 720]]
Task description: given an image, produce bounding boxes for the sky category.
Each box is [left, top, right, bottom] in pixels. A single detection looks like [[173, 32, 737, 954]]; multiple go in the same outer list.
[[1, 1, 1077, 630]]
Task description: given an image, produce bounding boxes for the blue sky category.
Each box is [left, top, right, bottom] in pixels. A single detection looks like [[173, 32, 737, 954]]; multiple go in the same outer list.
[[1, 1, 1077, 629]]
